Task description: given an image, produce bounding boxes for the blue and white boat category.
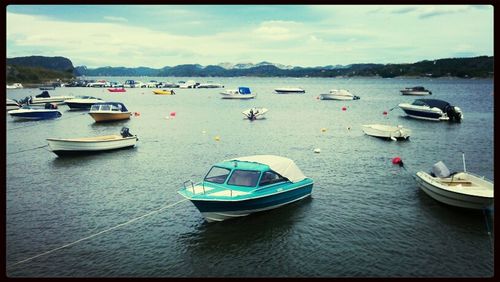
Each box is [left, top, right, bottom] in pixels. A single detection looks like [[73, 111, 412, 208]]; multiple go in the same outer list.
[[398, 99, 463, 122], [8, 104, 62, 120], [64, 96, 105, 110], [178, 155, 314, 222], [220, 87, 256, 99]]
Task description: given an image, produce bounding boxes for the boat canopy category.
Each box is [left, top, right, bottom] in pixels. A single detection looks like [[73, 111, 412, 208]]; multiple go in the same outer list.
[[412, 99, 452, 111], [238, 87, 251, 94], [94, 102, 128, 112], [229, 155, 307, 183]]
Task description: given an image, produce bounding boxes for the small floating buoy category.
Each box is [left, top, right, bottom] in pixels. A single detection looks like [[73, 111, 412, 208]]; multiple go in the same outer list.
[[314, 148, 321, 153], [165, 116, 170, 120], [316, 96, 320, 100], [347, 126, 351, 131], [202, 130, 207, 134], [170, 112, 176, 117], [383, 111, 388, 115], [321, 128, 327, 132], [134, 112, 141, 117], [342, 106, 347, 111], [392, 157, 404, 167], [214, 136, 220, 141]]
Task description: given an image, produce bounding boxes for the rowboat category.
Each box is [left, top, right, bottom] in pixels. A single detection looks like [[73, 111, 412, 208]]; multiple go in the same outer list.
[[361, 124, 411, 141], [153, 89, 176, 95], [47, 127, 138, 157]]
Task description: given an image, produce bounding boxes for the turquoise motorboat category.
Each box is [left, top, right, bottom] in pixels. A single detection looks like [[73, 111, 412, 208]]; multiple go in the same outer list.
[[178, 155, 314, 222]]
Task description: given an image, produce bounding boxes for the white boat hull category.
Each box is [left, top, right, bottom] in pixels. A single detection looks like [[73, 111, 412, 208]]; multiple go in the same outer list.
[[401, 91, 431, 96], [415, 171, 494, 210], [30, 96, 75, 105], [361, 124, 411, 140], [220, 93, 256, 99], [47, 135, 138, 156], [319, 94, 356, 100]]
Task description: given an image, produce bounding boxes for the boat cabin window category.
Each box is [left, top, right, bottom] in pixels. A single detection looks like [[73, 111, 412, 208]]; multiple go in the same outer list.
[[259, 171, 287, 186], [204, 166, 231, 184], [90, 104, 101, 111], [100, 104, 111, 111], [227, 170, 261, 187], [111, 104, 122, 111], [412, 100, 428, 106]]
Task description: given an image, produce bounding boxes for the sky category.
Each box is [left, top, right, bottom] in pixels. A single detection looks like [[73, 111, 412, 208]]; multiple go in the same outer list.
[[6, 4, 494, 68]]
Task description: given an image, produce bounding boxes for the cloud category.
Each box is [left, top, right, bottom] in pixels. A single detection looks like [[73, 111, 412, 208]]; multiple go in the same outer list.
[[252, 21, 302, 41], [103, 16, 128, 22]]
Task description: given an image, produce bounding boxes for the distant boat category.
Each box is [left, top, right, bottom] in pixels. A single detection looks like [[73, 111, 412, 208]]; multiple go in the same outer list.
[[220, 87, 256, 99], [361, 124, 411, 141], [6, 83, 23, 89], [108, 88, 126, 93], [242, 107, 268, 120], [319, 89, 360, 100], [179, 80, 198, 89], [47, 127, 138, 157], [88, 102, 131, 122], [415, 159, 493, 210], [274, 87, 305, 94], [39, 86, 56, 90], [197, 82, 224, 88], [398, 99, 463, 122], [123, 80, 145, 88], [8, 104, 62, 120], [153, 89, 176, 95], [400, 86, 432, 95], [6, 98, 20, 111], [19, 91, 75, 105], [65, 96, 106, 110], [178, 155, 314, 222]]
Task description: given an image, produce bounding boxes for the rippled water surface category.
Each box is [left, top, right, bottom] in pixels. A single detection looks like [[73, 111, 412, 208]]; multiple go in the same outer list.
[[6, 77, 494, 277]]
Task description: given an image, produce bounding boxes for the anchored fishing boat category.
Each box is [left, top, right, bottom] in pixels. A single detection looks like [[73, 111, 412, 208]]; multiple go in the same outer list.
[[46, 127, 138, 157], [400, 86, 432, 96], [220, 87, 256, 99], [178, 155, 314, 222], [415, 155, 493, 210], [361, 124, 411, 141]]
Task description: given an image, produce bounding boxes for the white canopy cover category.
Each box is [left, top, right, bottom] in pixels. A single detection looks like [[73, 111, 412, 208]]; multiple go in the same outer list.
[[229, 155, 308, 183]]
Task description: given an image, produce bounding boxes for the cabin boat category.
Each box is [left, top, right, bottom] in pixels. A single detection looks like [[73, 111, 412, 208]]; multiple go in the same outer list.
[[178, 155, 314, 222], [242, 107, 268, 120], [123, 80, 146, 88], [197, 82, 224, 88], [88, 102, 131, 122], [179, 80, 198, 89], [398, 99, 463, 122], [8, 104, 62, 120], [319, 89, 360, 100], [220, 87, 256, 99], [274, 87, 305, 94], [6, 98, 20, 111], [415, 161, 493, 210], [64, 96, 106, 110], [400, 86, 432, 95], [153, 89, 176, 95], [47, 127, 138, 157], [361, 124, 411, 141]]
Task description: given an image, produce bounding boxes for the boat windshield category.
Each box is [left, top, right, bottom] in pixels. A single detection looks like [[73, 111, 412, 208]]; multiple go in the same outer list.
[[227, 170, 261, 187], [411, 100, 428, 106], [204, 166, 231, 184]]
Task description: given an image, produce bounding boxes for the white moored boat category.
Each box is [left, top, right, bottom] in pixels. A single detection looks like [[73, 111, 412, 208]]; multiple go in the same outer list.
[[415, 158, 493, 210], [220, 87, 256, 99], [361, 124, 411, 141], [18, 91, 75, 105], [274, 87, 305, 94], [319, 89, 360, 100], [398, 99, 463, 122], [6, 98, 20, 111], [400, 86, 432, 96], [65, 96, 106, 110], [47, 127, 138, 157]]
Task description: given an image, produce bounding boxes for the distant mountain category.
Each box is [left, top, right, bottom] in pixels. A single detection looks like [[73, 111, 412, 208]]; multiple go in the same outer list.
[[71, 56, 493, 78], [7, 56, 74, 73]]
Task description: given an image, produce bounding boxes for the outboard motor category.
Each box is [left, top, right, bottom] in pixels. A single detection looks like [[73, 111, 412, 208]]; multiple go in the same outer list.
[[120, 127, 133, 137], [446, 106, 463, 123], [36, 91, 50, 98], [44, 103, 58, 109]]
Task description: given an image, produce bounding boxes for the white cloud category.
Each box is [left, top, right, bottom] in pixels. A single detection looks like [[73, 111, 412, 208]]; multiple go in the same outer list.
[[103, 16, 128, 22]]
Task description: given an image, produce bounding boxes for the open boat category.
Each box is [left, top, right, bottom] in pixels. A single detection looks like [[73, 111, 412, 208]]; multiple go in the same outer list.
[[242, 107, 268, 120], [6, 98, 20, 111], [153, 89, 176, 95], [220, 87, 256, 99], [18, 91, 74, 105], [108, 88, 126, 93], [400, 86, 432, 95], [65, 96, 105, 110], [178, 155, 314, 222], [47, 127, 138, 157], [274, 87, 305, 94], [415, 159, 493, 210], [319, 89, 360, 100], [361, 124, 411, 141], [8, 104, 62, 120], [88, 102, 131, 122], [398, 99, 463, 122]]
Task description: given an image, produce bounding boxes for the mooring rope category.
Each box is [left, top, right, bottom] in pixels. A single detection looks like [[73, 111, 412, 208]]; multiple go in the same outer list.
[[7, 198, 189, 268], [7, 144, 49, 155]]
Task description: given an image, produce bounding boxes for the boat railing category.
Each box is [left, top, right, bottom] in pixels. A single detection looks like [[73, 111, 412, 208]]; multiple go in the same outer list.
[[183, 180, 197, 194]]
